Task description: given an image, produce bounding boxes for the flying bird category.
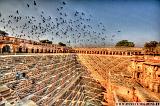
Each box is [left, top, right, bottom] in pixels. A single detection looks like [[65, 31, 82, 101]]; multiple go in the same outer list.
[[16, 10, 19, 14], [0, 0, 114, 47], [34, 1, 37, 6], [62, 1, 66, 5], [27, 4, 30, 8]]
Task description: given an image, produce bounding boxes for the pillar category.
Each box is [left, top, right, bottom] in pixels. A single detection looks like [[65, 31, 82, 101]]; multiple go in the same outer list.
[[125, 52, 128, 55], [0, 48, 2, 54]]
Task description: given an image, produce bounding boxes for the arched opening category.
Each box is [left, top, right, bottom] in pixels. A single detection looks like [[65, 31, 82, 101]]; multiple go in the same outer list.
[[19, 47, 23, 53], [116, 52, 118, 55], [31, 49, 34, 53], [26, 48, 28, 53], [37, 49, 39, 53], [135, 52, 137, 55], [103, 51, 105, 54], [2, 45, 11, 53]]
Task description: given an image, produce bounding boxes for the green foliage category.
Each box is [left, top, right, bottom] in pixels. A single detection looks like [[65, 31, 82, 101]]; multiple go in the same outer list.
[[0, 30, 8, 36], [144, 41, 158, 48], [115, 40, 135, 47], [144, 41, 160, 52], [58, 42, 66, 46], [40, 40, 52, 44]]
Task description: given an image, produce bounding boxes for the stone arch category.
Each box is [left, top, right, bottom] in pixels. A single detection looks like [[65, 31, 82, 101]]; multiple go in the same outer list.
[[31, 48, 34, 53], [36, 49, 39, 53], [48, 49, 51, 53], [138, 52, 141, 55], [116, 52, 118, 55], [59, 50, 62, 53], [25, 48, 28, 53], [135, 52, 137, 55], [2, 45, 11, 53], [103, 51, 105, 54], [18, 46, 23, 53]]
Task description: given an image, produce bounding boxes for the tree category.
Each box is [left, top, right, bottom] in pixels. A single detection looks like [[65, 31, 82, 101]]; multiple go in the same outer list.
[[115, 40, 135, 47], [40, 40, 52, 44], [0, 30, 8, 36], [58, 42, 66, 46], [144, 41, 158, 52], [149, 41, 158, 48]]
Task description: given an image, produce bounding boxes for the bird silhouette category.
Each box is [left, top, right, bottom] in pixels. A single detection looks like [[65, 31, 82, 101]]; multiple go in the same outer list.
[[27, 4, 30, 8], [0, 0, 116, 47], [34, 1, 37, 6], [62, 1, 66, 5], [16, 10, 19, 14]]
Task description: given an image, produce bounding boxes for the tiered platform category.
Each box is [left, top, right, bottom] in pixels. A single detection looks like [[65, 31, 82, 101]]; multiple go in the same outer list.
[[0, 54, 107, 106]]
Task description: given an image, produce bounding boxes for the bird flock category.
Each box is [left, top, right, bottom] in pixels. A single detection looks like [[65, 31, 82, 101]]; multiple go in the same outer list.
[[0, 0, 121, 47]]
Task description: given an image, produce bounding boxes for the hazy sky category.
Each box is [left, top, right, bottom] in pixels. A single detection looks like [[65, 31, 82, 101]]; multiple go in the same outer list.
[[0, 0, 160, 47]]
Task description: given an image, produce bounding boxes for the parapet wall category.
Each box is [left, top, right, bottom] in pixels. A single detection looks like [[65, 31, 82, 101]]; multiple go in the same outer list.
[[0, 36, 72, 54], [74, 47, 144, 56]]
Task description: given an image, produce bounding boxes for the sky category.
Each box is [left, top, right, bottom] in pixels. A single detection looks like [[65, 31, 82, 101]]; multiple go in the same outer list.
[[0, 0, 160, 47]]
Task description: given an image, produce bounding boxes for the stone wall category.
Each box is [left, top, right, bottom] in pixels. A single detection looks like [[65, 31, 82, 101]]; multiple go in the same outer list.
[[0, 54, 107, 106], [73, 47, 144, 56], [0, 36, 72, 54]]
